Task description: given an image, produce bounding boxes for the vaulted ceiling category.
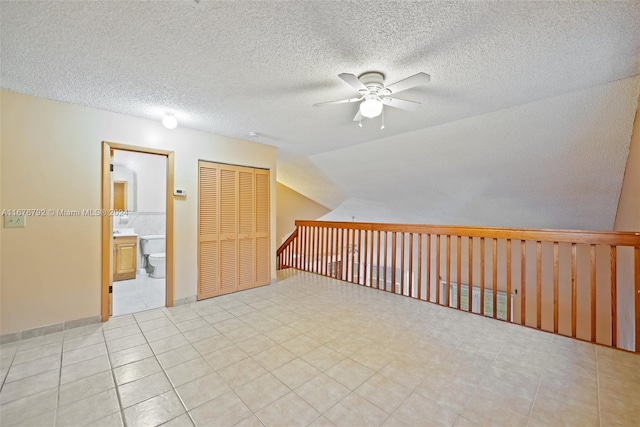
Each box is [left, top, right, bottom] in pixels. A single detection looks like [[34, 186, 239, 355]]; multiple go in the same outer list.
[[2, 1, 639, 230]]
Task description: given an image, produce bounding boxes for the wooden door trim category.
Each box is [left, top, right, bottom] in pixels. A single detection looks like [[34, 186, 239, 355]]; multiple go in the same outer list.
[[101, 141, 175, 322]]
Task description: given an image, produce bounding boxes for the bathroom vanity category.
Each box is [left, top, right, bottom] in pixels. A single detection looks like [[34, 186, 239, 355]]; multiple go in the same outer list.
[[113, 235, 137, 281]]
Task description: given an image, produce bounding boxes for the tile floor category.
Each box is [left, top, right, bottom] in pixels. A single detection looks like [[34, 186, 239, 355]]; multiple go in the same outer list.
[[113, 273, 166, 316], [1, 269, 639, 426]]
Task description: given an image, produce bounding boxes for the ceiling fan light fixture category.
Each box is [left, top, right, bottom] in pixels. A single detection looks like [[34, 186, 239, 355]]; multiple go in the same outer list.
[[359, 97, 383, 118], [162, 114, 178, 129]]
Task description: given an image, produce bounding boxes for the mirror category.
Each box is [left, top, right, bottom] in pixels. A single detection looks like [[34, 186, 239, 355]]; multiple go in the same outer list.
[[112, 164, 137, 212]]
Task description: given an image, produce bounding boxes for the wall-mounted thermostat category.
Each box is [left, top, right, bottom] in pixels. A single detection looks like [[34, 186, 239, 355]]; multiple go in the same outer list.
[[174, 188, 187, 196]]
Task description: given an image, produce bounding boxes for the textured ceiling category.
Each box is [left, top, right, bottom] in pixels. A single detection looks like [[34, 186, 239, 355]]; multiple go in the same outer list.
[[2, 1, 640, 229]]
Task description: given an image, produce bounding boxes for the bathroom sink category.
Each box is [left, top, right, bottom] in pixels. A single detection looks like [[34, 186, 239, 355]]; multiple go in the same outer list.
[[113, 228, 137, 237]]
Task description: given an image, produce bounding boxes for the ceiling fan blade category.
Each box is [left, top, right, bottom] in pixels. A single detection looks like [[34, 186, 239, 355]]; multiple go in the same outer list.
[[383, 97, 422, 111], [339, 73, 368, 92], [385, 72, 431, 94], [313, 97, 362, 107], [353, 110, 362, 122]]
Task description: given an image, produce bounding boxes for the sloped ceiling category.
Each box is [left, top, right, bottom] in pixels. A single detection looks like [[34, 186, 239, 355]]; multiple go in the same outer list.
[[1, 1, 639, 229]]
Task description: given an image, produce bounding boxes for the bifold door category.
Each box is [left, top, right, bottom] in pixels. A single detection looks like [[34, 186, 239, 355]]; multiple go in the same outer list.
[[198, 161, 270, 299]]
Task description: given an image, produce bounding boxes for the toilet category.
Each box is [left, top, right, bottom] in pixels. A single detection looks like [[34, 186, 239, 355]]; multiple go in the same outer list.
[[139, 235, 166, 279]]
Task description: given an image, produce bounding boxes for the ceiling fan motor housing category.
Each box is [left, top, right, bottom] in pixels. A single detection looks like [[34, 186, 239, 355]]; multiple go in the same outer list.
[[358, 72, 386, 93]]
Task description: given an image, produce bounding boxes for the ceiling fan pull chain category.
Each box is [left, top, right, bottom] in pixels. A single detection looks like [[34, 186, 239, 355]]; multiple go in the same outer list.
[[381, 109, 385, 130]]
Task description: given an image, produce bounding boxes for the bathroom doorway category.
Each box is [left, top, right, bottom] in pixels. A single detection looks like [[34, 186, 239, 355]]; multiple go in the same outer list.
[[101, 141, 175, 321]]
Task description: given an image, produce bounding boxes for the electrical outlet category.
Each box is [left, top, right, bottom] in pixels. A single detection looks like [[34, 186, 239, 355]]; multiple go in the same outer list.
[[4, 214, 26, 228]]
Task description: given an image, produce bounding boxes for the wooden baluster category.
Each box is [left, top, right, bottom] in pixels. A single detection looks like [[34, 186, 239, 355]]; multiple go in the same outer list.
[[376, 230, 381, 289], [590, 244, 596, 342], [634, 247, 640, 353], [334, 227, 339, 278], [409, 233, 414, 297], [384, 232, 388, 291], [610, 246, 617, 347], [427, 234, 431, 303], [358, 229, 363, 284], [364, 230, 369, 286], [324, 227, 329, 276], [506, 239, 512, 322], [339, 228, 344, 280], [391, 232, 397, 293], [521, 240, 526, 325], [553, 242, 559, 333], [469, 237, 473, 312], [315, 227, 320, 273], [571, 243, 577, 338], [536, 241, 542, 328], [446, 235, 451, 307], [401, 233, 405, 295], [457, 236, 462, 309], [436, 235, 441, 305], [417, 234, 422, 300], [480, 237, 485, 316], [493, 239, 498, 319]]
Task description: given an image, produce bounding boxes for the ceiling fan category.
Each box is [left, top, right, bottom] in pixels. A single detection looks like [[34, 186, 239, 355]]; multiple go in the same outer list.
[[313, 71, 431, 128]]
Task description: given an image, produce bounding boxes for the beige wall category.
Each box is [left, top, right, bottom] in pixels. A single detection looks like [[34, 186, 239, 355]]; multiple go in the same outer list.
[[0, 90, 277, 335], [276, 182, 329, 245], [614, 94, 640, 350]]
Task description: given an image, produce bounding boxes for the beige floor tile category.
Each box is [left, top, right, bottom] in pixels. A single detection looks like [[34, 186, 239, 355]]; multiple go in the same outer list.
[[192, 334, 233, 355], [255, 392, 320, 427], [189, 391, 252, 427], [234, 415, 265, 427], [183, 325, 220, 343], [133, 308, 167, 323], [301, 346, 346, 371], [5, 354, 61, 383], [280, 335, 321, 356], [235, 372, 290, 412], [212, 317, 246, 334], [123, 390, 185, 427], [108, 343, 153, 368], [380, 415, 408, 426], [106, 333, 147, 353], [85, 411, 124, 427], [17, 333, 63, 352], [217, 357, 267, 388], [118, 371, 172, 408], [58, 370, 115, 407], [252, 345, 296, 371], [60, 354, 111, 385], [102, 315, 136, 330], [236, 334, 277, 356], [204, 345, 249, 370], [165, 357, 214, 387], [176, 372, 231, 410], [324, 392, 388, 427], [62, 342, 108, 367], [0, 368, 59, 404], [264, 325, 300, 343], [326, 358, 375, 390], [393, 392, 459, 427], [166, 309, 200, 325], [0, 388, 58, 426], [143, 324, 181, 342], [138, 317, 175, 333], [104, 324, 142, 342], [113, 356, 161, 385], [156, 344, 201, 369], [294, 373, 350, 413], [149, 334, 189, 355], [413, 374, 477, 413], [272, 357, 321, 389], [175, 318, 209, 333], [56, 388, 120, 426], [461, 393, 529, 427], [530, 392, 599, 427], [162, 413, 195, 427], [9, 410, 56, 427], [355, 373, 411, 414], [202, 310, 235, 325], [452, 416, 479, 427], [308, 416, 337, 427], [13, 342, 62, 365], [63, 333, 105, 352]]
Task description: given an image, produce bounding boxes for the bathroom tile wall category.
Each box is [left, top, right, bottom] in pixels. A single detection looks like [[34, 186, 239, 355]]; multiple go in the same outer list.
[[114, 213, 166, 268]]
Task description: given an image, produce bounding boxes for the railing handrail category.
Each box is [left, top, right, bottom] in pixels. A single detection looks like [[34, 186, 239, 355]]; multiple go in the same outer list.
[[276, 228, 299, 257], [295, 220, 640, 246]]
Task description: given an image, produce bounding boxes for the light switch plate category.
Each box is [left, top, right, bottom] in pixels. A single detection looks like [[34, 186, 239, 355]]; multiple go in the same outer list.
[[4, 214, 26, 228]]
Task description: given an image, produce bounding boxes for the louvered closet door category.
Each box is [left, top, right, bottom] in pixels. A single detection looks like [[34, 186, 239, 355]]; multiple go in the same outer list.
[[198, 162, 219, 300], [238, 168, 255, 290], [219, 168, 238, 295], [255, 170, 270, 286]]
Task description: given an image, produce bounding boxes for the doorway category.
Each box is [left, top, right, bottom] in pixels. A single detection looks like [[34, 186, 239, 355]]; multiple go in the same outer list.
[[101, 141, 175, 321]]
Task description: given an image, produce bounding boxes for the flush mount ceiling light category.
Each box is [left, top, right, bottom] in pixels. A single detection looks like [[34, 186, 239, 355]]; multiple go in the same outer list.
[[162, 114, 178, 129], [314, 71, 431, 127]]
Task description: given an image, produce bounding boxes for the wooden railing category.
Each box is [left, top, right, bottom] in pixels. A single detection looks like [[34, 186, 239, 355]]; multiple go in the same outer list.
[[276, 220, 640, 352]]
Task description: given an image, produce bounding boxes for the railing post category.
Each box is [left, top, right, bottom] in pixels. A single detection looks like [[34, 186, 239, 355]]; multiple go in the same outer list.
[[635, 246, 640, 353]]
